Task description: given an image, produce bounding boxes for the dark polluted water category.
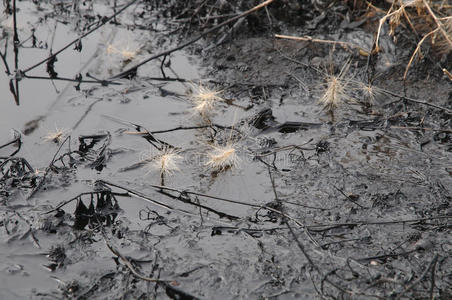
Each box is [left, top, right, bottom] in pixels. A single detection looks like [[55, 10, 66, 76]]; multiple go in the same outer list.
[[1, 1, 452, 299], [1, 2, 296, 299]]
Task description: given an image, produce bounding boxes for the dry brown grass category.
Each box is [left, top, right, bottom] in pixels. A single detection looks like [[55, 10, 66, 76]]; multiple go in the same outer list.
[[318, 61, 352, 114], [372, 0, 452, 79]]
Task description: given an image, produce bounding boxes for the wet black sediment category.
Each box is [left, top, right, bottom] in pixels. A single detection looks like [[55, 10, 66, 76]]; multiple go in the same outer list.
[[0, 1, 451, 299]]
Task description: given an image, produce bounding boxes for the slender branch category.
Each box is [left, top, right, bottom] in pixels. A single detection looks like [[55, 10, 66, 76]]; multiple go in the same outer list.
[[98, 179, 305, 227], [109, 0, 277, 80], [383, 87, 452, 114], [275, 34, 370, 54], [305, 215, 452, 232], [0, 40, 11, 75], [12, 0, 20, 105], [23, 74, 120, 85], [390, 126, 452, 133], [21, 0, 139, 74], [395, 254, 438, 300], [286, 221, 352, 296], [27, 136, 72, 200], [403, 28, 438, 80]]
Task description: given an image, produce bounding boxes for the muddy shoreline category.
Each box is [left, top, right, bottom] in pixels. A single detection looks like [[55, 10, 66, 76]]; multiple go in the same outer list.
[[1, 1, 451, 299]]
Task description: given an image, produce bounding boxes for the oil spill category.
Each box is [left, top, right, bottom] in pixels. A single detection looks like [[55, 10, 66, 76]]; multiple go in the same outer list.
[[1, 1, 452, 299]]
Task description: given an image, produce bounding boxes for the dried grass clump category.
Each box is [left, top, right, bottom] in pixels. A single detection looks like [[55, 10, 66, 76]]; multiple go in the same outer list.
[[318, 61, 352, 114], [372, 0, 452, 79]]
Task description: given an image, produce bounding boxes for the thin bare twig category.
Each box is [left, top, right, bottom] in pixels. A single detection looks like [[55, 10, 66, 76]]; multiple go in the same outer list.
[[98, 179, 305, 227], [109, 0, 277, 80], [394, 254, 438, 300], [275, 34, 370, 54], [22, 0, 139, 74], [27, 136, 71, 200]]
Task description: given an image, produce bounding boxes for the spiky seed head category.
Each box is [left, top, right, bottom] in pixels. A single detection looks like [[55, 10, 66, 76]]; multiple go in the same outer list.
[[205, 143, 241, 171], [43, 126, 70, 144], [358, 82, 383, 105], [318, 61, 352, 113], [120, 49, 136, 60], [141, 147, 182, 176], [106, 44, 116, 55], [319, 75, 346, 111], [189, 84, 224, 117], [154, 147, 182, 176], [106, 44, 137, 61]]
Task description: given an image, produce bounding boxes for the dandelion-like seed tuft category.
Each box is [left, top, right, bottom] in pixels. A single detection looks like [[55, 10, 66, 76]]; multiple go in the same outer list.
[[106, 43, 137, 61], [189, 84, 224, 117], [43, 126, 70, 144], [141, 147, 182, 177], [154, 147, 182, 176], [357, 82, 384, 105], [205, 143, 241, 172]]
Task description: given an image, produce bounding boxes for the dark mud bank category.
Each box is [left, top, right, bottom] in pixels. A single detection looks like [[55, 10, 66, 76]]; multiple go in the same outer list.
[[1, 1, 452, 299]]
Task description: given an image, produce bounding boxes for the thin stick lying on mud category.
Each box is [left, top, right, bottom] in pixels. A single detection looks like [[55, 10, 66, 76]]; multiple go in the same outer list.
[[27, 136, 72, 200], [102, 115, 173, 150], [12, 0, 20, 105], [305, 215, 452, 232], [101, 229, 201, 299], [109, 0, 277, 80], [102, 236, 167, 283], [383, 89, 452, 114], [72, 98, 103, 130], [286, 221, 353, 297], [275, 34, 370, 55], [21, 0, 139, 74], [23, 74, 121, 85], [394, 254, 438, 300], [99, 179, 304, 227], [390, 126, 452, 133]]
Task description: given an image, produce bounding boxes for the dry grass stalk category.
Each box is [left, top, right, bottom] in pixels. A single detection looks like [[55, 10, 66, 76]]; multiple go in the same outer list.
[[435, 17, 452, 54], [274, 34, 371, 55], [443, 68, 452, 81], [403, 28, 438, 79], [373, 0, 452, 79], [375, 0, 422, 52]]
